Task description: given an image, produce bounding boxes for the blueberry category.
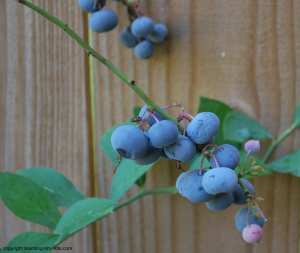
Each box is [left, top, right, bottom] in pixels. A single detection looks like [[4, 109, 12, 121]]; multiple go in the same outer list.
[[202, 167, 238, 194], [119, 27, 138, 48], [135, 147, 162, 165], [232, 184, 247, 205], [131, 16, 154, 38], [240, 178, 255, 195], [89, 8, 118, 33], [111, 125, 149, 159], [235, 207, 266, 232], [210, 144, 240, 169], [147, 120, 179, 148], [164, 135, 196, 162], [78, 0, 98, 12], [205, 193, 234, 211], [233, 179, 255, 204], [147, 23, 168, 43], [186, 112, 220, 144], [138, 105, 164, 126], [176, 170, 214, 203], [134, 40, 154, 59]]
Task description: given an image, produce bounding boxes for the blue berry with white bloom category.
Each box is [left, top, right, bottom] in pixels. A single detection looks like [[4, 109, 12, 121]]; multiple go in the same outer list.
[[176, 170, 214, 203], [135, 146, 162, 165], [210, 144, 240, 169], [89, 8, 118, 33], [148, 120, 179, 148], [202, 167, 238, 194], [186, 112, 220, 144], [164, 135, 196, 162], [134, 40, 154, 59], [131, 16, 154, 38], [78, 0, 98, 12], [235, 207, 266, 232], [111, 125, 149, 159], [147, 23, 168, 43], [206, 193, 234, 211], [119, 27, 138, 48]]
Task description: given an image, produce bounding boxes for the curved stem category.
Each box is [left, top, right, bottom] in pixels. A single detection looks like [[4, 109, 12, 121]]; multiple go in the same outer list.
[[115, 186, 177, 211], [262, 123, 298, 163], [18, 0, 176, 122], [54, 186, 177, 246]]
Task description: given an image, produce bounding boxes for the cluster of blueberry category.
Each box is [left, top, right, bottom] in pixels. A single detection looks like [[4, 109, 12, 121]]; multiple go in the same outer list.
[[176, 136, 266, 244], [111, 105, 188, 165], [77, 0, 168, 59], [111, 105, 267, 244]]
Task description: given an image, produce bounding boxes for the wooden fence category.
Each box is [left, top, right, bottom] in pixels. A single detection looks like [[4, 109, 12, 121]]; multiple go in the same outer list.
[[1, 0, 300, 252]]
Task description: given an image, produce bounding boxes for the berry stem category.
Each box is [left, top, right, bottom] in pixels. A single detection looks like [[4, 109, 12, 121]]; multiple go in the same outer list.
[[115, 186, 178, 211], [18, 0, 176, 123], [148, 111, 160, 123], [118, 0, 141, 20], [52, 186, 177, 247], [262, 123, 298, 163]]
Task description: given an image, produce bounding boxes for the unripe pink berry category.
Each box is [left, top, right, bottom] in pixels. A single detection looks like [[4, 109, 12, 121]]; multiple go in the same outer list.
[[242, 224, 263, 243], [244, 140, 260, 154]]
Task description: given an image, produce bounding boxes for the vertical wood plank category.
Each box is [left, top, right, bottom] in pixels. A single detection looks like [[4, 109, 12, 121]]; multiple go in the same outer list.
[[92, 0, 300, 253], [1, 0, 300, 252], [0, 1, 93, 252]]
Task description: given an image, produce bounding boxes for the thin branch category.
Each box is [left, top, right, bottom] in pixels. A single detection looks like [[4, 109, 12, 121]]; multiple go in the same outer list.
[[262, 123, 298, 163], [18, 0, 176, 122]]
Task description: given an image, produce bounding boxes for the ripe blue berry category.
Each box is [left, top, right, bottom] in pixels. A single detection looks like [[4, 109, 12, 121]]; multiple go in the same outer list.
[[205, 193, 234, 211], [186, 112, 220, 144], [135, 147, 162, 165], [233, 179, 256, 204], [147, 23, 168, 43], [134, 40, 154, 59], [131, 16, 154, 38], [202, 167, 238, 194], [119, 27, 138, 48], [240, 178, 255, 195], [235, 207, 266, 232], [210, 144, 240, 169], [164, 135, 196, 162], [78, 0, 98, 12], [176, 170, 214, 203], [147, 120, 179, 148], [111, 125, 149, 159], [232, 184, 247, 205], [138, 105, 164, 126], [89, 8, 118, 33]]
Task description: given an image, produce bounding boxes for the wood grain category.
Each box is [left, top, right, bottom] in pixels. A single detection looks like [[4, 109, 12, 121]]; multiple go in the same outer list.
[[92, 0, 300, 253], [1, 0, 300, 253], [0, 0, 93, 252]]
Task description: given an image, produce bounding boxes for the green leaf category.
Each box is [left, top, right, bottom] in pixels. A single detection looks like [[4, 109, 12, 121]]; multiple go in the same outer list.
[[223, 111, 272, 143], [293, 104, 300, 127], [267, 149, 300, 176], [0, 173, 61, 229], [2, 232, 60, 253], [135, 173, 147, 188], [16, 167, 85, 208], [132, 106, 142, 117], [54, 198, 115, 237], [100, 123, 135, 166], [198, 97, 233, 143], [188, 154, 210, 170], [109, 160, 154, 201]]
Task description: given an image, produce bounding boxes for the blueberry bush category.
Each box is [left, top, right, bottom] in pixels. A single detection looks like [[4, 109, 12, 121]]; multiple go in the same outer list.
[[1, 0, 300, 251]]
